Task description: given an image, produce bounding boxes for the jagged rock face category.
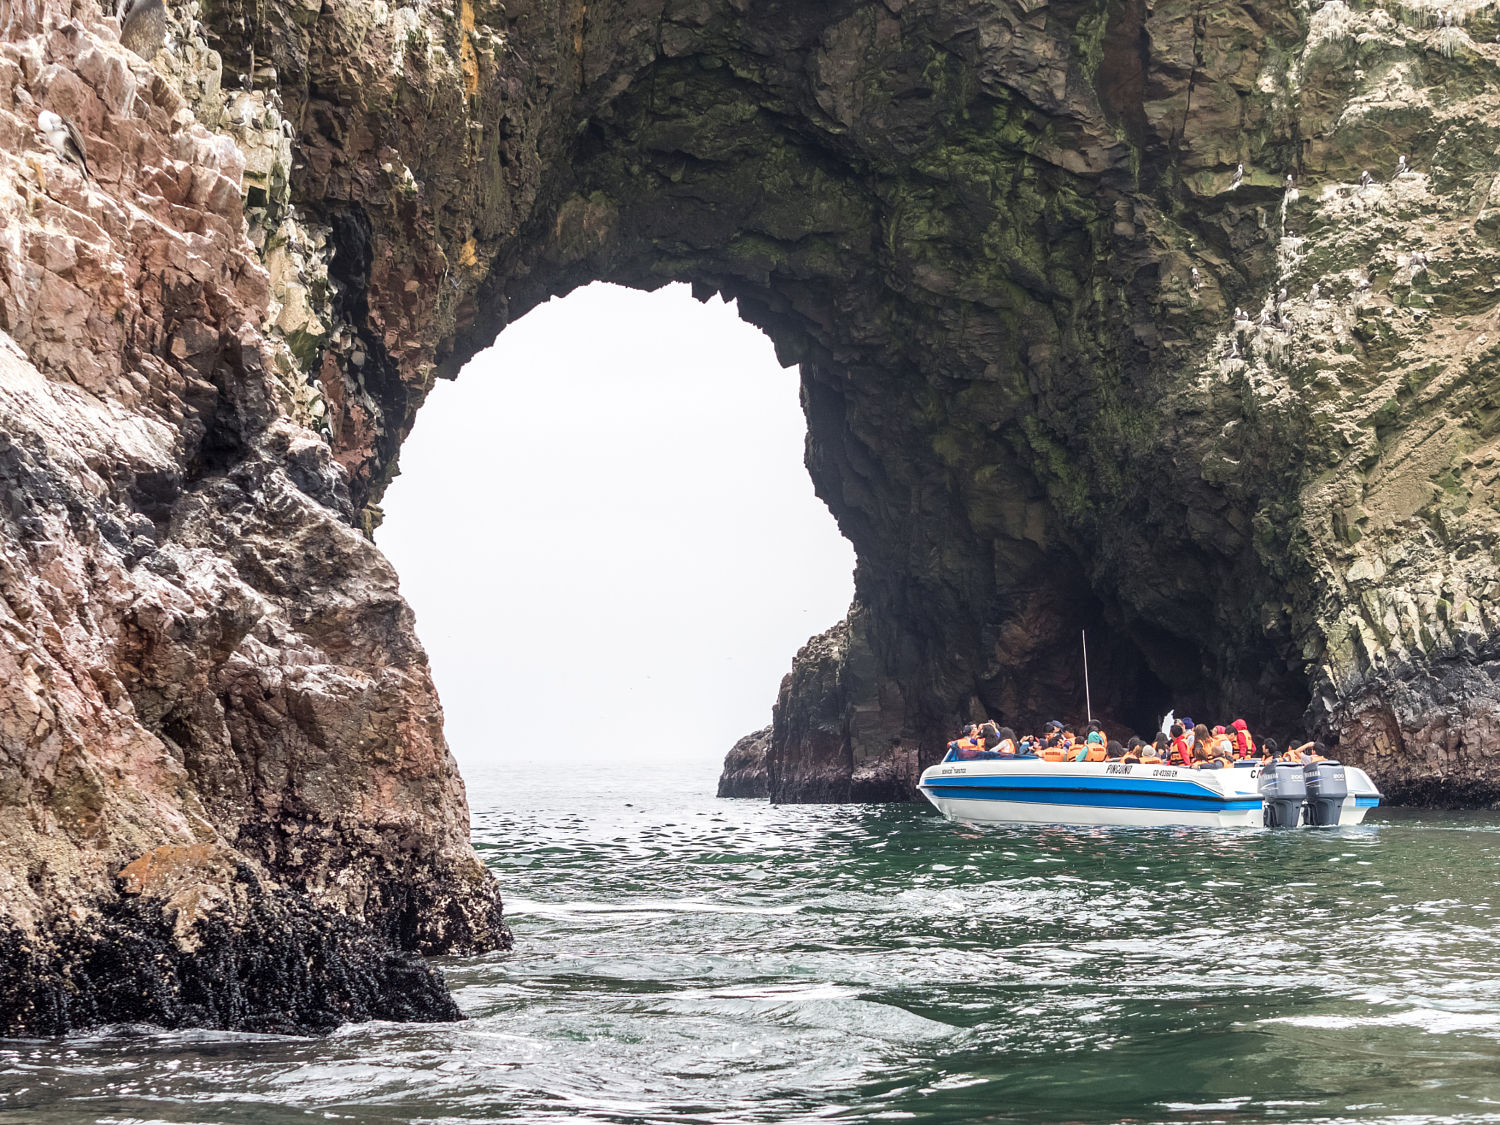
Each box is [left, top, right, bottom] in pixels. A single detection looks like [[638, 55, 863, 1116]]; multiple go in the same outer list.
[[241, 0, 1491, 804], [0, 0, 505, 1035], [4, 0, 1500, 1031]]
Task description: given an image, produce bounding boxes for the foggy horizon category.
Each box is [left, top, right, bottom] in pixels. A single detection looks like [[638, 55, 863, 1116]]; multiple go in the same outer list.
[[378, 282, 857, 771]]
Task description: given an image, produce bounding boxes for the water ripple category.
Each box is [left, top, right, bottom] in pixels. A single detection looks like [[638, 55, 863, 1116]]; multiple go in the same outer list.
[[4, 761, 1500, 1124]]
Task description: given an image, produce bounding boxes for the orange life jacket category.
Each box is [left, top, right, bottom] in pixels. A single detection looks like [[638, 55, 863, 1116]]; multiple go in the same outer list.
[[1170, 737, 1193, 767], [950, 736, 983, 758], [1121, 752, 1141, 764], [1232, 728, 1256, 758], [996, 738, 1017, 755], [1038, 745, 1067, 762], [1085, 744, 1107, 762], [1139, 750, 1164, 764], [1282, 748, 1303, 763]]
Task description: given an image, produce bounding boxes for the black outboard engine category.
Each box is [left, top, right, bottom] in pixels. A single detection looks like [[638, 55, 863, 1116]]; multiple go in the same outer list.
[[1303, 760, 1348, 826], [1260, 762, 1307, 827]]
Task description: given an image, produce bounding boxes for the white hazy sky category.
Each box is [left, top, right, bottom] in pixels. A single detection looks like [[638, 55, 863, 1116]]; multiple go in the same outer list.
[[378, 282, 856, 769]]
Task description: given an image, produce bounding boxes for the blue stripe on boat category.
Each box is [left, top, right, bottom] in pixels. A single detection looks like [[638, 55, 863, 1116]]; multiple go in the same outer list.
[[1354, 796, 1380, 807], [921, 784, 1262, 812], [925, 773, 1244, 799]]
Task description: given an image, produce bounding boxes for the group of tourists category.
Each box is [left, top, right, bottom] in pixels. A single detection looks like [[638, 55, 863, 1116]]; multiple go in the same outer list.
[[946, 716, 1329, 770]]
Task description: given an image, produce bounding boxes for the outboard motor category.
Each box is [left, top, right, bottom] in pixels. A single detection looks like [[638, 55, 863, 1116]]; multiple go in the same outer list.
[[1303, 760, 1348, 826], [1260, 762, 1307, 827]]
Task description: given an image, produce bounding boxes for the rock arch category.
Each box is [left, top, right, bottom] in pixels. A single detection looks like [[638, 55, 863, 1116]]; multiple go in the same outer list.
[[259, 0, 1321, 783], [5, 0, 1500, 1034]]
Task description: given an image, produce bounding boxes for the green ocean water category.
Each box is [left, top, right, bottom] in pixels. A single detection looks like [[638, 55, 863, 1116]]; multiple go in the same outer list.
[[4, 757, 1499, 1124]]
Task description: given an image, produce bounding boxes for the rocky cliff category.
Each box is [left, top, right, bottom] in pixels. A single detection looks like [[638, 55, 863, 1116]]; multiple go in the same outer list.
[[4, 0, 1500, 1033]]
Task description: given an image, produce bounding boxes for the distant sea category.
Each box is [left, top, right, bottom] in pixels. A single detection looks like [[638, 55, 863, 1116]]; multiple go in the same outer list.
[[4, 755, 1500, 1124]]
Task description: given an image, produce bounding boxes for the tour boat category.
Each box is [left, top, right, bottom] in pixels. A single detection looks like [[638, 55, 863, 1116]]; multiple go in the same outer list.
[[917, 757, 1382, 829]]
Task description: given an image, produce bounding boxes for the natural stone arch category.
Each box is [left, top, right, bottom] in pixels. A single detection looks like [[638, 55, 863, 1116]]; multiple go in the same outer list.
[[241, 0, 1318, 782], [6, 0, 1500, 1039]]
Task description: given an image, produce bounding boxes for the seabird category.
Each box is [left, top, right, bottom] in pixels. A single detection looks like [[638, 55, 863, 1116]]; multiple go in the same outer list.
[[1360, 170, 1373, 188], [1231, 163, 1244, 190], [37, 110, 88, 179], [1277, 286, 1288, 307], [119, 0, 167, 59], [1310, 282, 1321, 301], [1225, 338, 1241, 359], [1256, 310, 1273, 327], [1358, 273, 1372, 291], [1191, 267, 1202, 291], [1234, 306, 1250, 323], [1285, 173, 1295, 191], [1410, 250, 1428, 273], [1396, 154, 1408, 176], [1279, 312, 1293, 331]]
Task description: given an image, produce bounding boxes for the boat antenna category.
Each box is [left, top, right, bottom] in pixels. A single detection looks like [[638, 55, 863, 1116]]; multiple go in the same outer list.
[[1082, 628, 1093, 723]]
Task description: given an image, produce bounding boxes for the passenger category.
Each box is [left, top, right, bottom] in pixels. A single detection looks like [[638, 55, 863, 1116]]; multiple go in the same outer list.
[[979, 721, 1002, 755], [1168, 723, 1193, 768], [994, 725, 1019, 756], [1209, 725, 1236, 760], [1282, 740, 1311, 763], [1193, 737, 1231, 769], [1121, 738, 1143, 764], [1193, 723, 1216, 758], [1105, 738, 1127, 760], [1041, 720, 1066, 749], [1018, 734, 1040, 756], [1140, 735, 1166, 764], [1229, 718, 1257, 759], [1038, 738, 1069, 762], [1257, 738, 1279, 764], [1305, 740, 1329, 762], [1081, 722, 1108, 762], [1179, 717, 1197, 751], [947, 723, 984, 760]]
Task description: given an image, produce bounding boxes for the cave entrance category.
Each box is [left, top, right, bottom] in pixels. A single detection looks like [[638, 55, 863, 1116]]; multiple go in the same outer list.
[[377, 282, 855, 768]]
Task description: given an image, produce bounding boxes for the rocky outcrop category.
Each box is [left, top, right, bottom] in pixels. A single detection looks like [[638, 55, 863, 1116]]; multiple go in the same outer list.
[[716, 725, 770, 798], [0, 0, 506, 1035], [7, 0, 1500, 1031]]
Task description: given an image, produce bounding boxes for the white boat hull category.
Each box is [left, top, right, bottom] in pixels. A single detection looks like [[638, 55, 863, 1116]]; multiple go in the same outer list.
[[918, 759, 1382, 829]]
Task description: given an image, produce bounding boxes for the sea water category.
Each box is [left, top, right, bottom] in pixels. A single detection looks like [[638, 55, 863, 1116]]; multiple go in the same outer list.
[[4, 756, 1500, 1124]]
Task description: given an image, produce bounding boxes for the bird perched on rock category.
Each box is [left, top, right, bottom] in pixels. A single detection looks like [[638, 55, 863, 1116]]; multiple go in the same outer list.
[[1284, 173, 1295, 191], [1234, 306, 1249, 323], [1191, 267, 1202, 292], [1396, 154, 1409, 176], [1360, 170, 1374, 188], [1409, 250, 1428, 273], [1277, 285, 1288, 307], [37, 110, 88, 179], [1231, 163, 1244, 190], [1310, 282, 1321, 301], [1278, 311, 1293, 332], [1225, 338, 1241, 360], [1358, 273, 1372, 291], [1256, 309, 1273, 327], [119, 0, 167, 58]]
